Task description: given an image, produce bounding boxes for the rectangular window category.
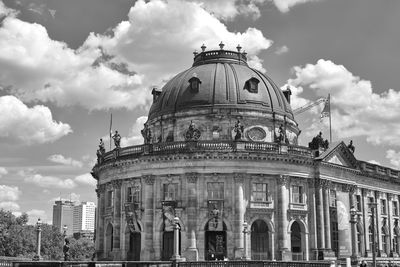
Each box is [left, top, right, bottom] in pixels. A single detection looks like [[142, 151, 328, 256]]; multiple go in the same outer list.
[[251, 183, 268, 202], [163, 183, 178, 201], [356, 195, 362, 211], [292, 185, 303, 204], [381, 199, 387, 215], [107, 190, 114, 207], [393, 201, 399, 216], [329, 190, 337, 207], [368, 197, 375, 213], [127, 187, 140, 203], [207, 182, 224, 200]]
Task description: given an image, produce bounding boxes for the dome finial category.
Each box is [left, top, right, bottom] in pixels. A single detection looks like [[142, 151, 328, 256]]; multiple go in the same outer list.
[[219, 41, 225, 50], [236, 44, 242, 52], [242, 50, 247, 57], [201, 44, 206, 52]]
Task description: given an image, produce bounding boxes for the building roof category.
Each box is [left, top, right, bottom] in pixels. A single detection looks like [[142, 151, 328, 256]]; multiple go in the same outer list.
[[148, 47, 294, 121]]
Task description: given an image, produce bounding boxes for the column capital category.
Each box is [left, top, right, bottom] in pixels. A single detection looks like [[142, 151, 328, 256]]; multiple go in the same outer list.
[[277, 175, 289, 186], [234, 173, 244, 183], [111, 179, 122, 189], [186, 173, 198, 183], [143, 175, 155, 185]]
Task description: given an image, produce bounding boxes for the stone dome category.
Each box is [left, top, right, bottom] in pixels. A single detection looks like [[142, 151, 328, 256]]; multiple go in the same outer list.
[[148, 47, 294, 121]]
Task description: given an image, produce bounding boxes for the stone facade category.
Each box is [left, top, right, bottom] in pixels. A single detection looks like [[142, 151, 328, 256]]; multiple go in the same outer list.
[[91, 47, 400, 261]]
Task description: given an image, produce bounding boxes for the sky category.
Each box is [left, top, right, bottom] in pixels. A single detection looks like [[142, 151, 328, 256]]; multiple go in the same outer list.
[[0, 0, 400, 225]]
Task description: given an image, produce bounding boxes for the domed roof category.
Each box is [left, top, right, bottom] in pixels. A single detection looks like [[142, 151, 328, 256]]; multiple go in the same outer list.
[[148, 46, 294, 121]]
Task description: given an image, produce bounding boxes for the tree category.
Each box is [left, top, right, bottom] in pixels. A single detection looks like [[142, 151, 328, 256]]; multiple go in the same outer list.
[[69, 238, 95, 261]]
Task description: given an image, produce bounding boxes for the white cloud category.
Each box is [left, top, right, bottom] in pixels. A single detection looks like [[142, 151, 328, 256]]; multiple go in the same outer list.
[[74, 173, 97, 187], [0, 0, 271, 111], [0, 185, 21, 212], [121, 116, 148, 147], [0, 167, 8, 177], [386, 150, 400, 169], [273, 0, 321, 13], [20, 169, 76, 189], [84, 0, 272, 93], [0, 185, 21, 202], [48, 154, 83, 168], [0, 0, 17, 17], [0, 95, 71, 144], [0, 201, 20, 211], [26, 209, 47, 225], [287, 59, 400, 146], [275, 45, 289, 55]]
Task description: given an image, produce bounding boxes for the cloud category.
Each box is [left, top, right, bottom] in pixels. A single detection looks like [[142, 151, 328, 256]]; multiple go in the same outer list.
[[0, 185, 21, 202], [26, 209, 47, 225], [386, 150, 400, 169], [0, 185, 21, 212], [0, 167, 8, 177], [20, 169, 77, 189], [84, 0, 272, 93], [0, 0, 271, 110], [0, 1, 17, 17], [48, 154, 83, 168], [74, 173, 97, 187], [121, 116, 148, 147], [0, 96, 71, 144], [287, 59, 400, 146], [273, 0, 322, 13], [275, 45, 289, 55]]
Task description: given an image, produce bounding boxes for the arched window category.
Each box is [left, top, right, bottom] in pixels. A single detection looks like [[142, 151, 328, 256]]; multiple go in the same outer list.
[[244, 77, 260, 93], [251, 220, 269, 260], [106, 223, 114, 253], [357, 223, 363, 255], [368, 225, 373, 252], [382, 226, 389, 254]]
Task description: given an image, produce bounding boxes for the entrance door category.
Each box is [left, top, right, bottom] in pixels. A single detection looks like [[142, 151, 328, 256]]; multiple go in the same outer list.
[[205, 231, 227, 260], [251, 220, 269, 260], [127, 232, 141, 261], [162, 231, 174, 260], [291, 221, 302, 260]]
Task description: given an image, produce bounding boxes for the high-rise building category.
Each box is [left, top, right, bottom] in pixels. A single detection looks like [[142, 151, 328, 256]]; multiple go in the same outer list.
[[52, 200, 74, 236], [73, 201, 96, 233]]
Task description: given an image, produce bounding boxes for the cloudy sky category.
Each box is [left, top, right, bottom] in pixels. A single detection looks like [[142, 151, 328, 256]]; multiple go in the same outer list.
[[1, 0, 400, 224]]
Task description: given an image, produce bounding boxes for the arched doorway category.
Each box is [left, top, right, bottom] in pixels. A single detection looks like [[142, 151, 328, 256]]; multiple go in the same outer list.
[[161, 225, 181, 260], [290, 221, 302, 260], [205, 219, 227, 260], [251, 220, 269, 260], [125, 224, 141, 261], [106, 223, 114, 255]]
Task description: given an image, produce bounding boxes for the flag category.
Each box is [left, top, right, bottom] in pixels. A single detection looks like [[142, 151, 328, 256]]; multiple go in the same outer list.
[[109, 113, 113, 150], [320, 94, 330, 119]]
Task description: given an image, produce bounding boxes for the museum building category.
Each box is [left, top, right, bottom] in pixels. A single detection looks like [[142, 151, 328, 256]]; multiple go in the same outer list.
[[91, 44, 400, 262]]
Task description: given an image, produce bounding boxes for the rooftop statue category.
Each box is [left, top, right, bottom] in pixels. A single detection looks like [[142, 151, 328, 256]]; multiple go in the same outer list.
[[308, 131, 329, 150], [96, 138, 106, 164], [185, 121, 201, 141], [112, 130, 121, 149], [141, 124, 152, 144], [348, 140, 355, 153]]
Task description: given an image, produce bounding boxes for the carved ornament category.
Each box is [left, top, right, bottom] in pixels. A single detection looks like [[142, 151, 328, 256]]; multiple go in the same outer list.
[[277, 175, 289, 186], [287, 209, 308, 222], [111, 179, 122, 189], [186, 173, 198, 183], [143, 175, 155, 185], [233, 173, 244, 183]]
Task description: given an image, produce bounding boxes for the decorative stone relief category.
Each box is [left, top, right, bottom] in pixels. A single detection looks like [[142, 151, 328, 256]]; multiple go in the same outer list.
[[111, 179, 122, 189], [287, 209, 308, 222], [233, 173, 244, 183], [143, 175, 155, 185], [342, 184, 357, 193], [186, 173, 198, 183], [277, 175, 289, 186]]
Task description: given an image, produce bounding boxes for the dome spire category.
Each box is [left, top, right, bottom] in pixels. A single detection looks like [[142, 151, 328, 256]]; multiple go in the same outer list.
[[219, 41, 225, 50], [201, 44, 206, 52], [236, 44, 242, 52]]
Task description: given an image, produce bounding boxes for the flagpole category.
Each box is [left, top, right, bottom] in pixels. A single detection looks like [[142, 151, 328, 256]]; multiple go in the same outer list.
[[109, 113, 112, 151], [328, 94, 332, 144]]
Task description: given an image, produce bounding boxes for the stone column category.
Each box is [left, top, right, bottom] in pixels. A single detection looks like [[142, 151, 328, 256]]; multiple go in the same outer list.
[[375, 192, 384, 256], [308, 179, 318, 260], [243, 221, 251, 260], [388, 194, 394, 256], [96, 184, 106, 258], [143, 175, 155, 260], [323, 181, 332, 251], [362, 189, 371, 255], [277, 175, 290, 260], [185, 174, 199, 261], [315, 179, 325, 253], [234, 174, 245, 259], [112, 180, 122, 256]]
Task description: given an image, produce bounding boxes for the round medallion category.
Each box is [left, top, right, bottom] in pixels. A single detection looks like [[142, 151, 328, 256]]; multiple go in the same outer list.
[[247, 127, 266, 141]]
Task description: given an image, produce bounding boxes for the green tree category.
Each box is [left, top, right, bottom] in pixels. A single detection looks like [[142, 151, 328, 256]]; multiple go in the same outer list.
[[69, 238, 95, 261]]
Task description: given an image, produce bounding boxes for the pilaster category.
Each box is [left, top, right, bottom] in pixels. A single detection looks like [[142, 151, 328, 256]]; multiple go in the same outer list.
[[277, 175, 290, 260]]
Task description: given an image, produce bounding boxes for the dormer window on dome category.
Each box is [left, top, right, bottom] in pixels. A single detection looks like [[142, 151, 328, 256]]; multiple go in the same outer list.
[[189, 74, 201, 93], [244, 77, 260, 93], [152, 87, 162, 102]]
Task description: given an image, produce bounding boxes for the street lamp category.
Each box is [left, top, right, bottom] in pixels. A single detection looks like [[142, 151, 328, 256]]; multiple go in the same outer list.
[[350, 206, 359, 262], [63, 225, 67, 239], [243, 221, 250, 260], [368, 202, 378, 267], [32, 218, 42, 261]]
